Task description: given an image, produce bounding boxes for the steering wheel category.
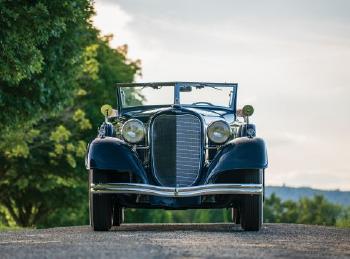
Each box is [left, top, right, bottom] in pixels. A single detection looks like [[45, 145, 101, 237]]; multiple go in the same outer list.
[[192, 102, 214, 106]]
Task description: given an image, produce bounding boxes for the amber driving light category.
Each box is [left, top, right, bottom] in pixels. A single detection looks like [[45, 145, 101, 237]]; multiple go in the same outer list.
[[207, 121, 231, 144], [121, 119, 145, 143]]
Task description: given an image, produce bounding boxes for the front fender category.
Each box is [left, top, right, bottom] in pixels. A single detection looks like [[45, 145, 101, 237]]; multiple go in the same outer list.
[[86, 137, 147, 183], [206, 137, 268, 183]]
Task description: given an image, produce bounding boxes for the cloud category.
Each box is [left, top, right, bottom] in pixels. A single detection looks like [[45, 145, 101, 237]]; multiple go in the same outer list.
[[93, 1, 132, 45], [268, 169, 350, 190], [266, 132, 312, 147]]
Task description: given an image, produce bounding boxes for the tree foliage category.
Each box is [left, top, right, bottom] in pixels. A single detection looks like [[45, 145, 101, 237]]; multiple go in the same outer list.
[[0, 1, 141, 227], [264, 194, 347, 227], [0, 0, 94, 128]]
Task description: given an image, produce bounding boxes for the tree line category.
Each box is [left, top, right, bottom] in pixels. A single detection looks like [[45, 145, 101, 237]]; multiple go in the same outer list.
[[121, 194, 350, 228]]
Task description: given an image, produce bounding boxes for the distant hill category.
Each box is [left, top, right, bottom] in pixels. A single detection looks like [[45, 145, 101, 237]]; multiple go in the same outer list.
[[266, 186, 350, 206]]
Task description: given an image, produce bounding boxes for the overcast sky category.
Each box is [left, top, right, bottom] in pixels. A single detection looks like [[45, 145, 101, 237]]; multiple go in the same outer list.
[[93, 0, 350, 190]]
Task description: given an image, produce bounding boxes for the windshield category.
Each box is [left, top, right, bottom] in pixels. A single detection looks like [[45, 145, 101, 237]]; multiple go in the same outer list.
[[119, 83, 236, 109], [121, 86, 173, 107], [179, 86, 234, 108]]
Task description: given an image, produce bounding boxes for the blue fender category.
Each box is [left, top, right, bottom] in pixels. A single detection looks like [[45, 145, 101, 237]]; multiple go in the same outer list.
[[206, 137, 268, 183], [86, 137, 148, 183]]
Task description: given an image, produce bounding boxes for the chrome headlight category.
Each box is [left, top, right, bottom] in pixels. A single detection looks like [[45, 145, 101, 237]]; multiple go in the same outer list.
[[207, 121, 231, 144], [121, 119, 145, 144]]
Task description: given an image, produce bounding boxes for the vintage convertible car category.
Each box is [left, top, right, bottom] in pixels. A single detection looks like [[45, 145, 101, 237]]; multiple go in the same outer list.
[[86, 82, 268, 231]]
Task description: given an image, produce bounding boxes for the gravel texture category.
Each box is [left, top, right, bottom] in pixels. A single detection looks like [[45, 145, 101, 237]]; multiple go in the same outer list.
[[0, 223, 349, 258]]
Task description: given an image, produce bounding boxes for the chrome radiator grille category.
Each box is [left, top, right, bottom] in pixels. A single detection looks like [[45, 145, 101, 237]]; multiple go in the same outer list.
[[151, 113, 202, 187]]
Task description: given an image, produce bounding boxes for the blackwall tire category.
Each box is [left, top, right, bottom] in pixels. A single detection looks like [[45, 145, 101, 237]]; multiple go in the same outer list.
[[90, 193, 113, 231], [112, 204, 124, 226], [240, 194, 263, 231], [231, 208, 240, 224], [89, 169, 113, 231]]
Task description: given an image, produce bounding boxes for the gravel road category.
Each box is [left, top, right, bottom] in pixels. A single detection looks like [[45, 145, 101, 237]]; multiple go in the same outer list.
[[0, 223, 349, 258]]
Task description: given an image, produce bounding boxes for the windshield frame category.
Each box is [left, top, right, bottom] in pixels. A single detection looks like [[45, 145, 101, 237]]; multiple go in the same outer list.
[[116, 82, 238, 114]]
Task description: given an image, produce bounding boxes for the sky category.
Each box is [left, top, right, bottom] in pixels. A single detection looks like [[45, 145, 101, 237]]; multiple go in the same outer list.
[[93, 0, 350, 190]]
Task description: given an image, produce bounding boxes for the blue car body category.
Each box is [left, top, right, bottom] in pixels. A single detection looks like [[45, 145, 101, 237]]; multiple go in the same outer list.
[[87, 82, 268, 230]]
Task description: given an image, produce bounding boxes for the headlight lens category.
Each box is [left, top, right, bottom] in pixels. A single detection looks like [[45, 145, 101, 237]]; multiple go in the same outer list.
[[207, 121, 231, 144], [121, 119, 145, 143]]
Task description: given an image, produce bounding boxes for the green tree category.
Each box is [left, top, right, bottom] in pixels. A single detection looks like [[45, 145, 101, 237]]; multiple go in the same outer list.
[[263, 194, 347, 227], [336, 207, 350, 228], [0, 0, 95, 227], [0, 29, 141, 227], [263, 193, 283, 223], [297, 195, 342, 226], [0, 0, 94, 128]]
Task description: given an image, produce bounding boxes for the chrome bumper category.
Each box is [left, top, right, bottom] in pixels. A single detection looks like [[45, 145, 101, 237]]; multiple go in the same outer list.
[[90, 183, 263, 197]]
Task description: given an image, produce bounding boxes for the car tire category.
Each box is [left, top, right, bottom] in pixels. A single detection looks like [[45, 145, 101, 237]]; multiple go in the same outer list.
[[113, 204, 124, 226], [231, 208, 240, 224], [89, 171, 112, 231], [240, 194, 263, 231], [90, 193, 113, 231]]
